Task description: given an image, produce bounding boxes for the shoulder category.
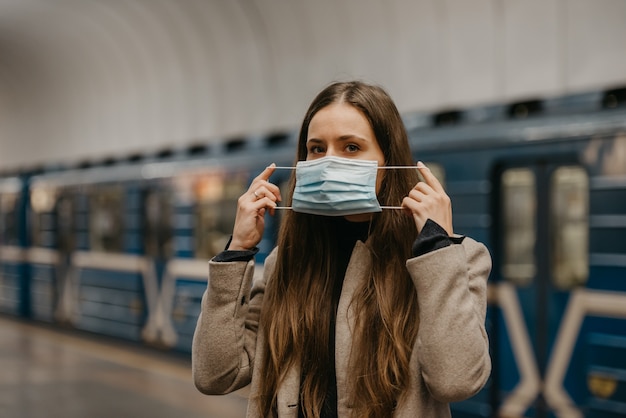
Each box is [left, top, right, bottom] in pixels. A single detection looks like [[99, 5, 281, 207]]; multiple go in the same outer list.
[[266, 246, 279, 265], [263, 247, 279, 273], [255, 247, 279, 286]]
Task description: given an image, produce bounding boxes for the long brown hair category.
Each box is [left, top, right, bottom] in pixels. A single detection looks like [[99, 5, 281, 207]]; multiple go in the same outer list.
[[258, 81, 420, 417]]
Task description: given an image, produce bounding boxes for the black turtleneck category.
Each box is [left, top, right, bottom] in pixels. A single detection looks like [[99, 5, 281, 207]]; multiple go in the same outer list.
[[315, 218, 371, 418]]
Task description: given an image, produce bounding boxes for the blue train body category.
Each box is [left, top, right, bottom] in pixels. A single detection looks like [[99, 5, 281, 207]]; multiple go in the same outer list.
[[1, 86, 625, 417]]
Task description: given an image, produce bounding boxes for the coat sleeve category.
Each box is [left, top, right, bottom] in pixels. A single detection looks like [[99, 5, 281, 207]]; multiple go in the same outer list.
[[192, 250, 276, 395], [406, 237, 492, 403]]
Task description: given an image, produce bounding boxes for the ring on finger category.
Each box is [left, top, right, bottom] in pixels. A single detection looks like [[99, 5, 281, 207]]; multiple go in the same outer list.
[[253, 190, 260, 199]]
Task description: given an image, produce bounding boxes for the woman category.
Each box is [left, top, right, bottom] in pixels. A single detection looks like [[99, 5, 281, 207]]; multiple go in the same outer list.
[[192, 81, 491, 418]]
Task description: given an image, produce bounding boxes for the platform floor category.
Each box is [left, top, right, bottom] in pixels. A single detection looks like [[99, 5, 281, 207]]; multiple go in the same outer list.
[[0, 316, 248, 418]]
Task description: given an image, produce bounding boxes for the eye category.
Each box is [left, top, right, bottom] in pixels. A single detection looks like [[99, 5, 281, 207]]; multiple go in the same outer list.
[[345, 144, 360, 153], [308, 145, 325, 155]]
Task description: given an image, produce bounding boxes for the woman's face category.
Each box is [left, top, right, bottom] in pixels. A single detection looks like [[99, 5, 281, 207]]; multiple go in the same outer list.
[[306, 102, 385, 221], [306, 102, 384, 165]]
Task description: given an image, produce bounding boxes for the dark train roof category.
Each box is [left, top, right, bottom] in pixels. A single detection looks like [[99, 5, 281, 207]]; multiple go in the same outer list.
[[407, 86, 626, 151], [21, 85, 626, 186]]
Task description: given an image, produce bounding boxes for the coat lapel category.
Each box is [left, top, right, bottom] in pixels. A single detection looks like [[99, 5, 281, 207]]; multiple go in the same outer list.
[[275, 362, 301, 417], [334, 241, 371, 416]]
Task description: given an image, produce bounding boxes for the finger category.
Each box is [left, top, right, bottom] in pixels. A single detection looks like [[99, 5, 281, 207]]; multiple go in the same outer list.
[[262, 181, 282, 202], [402, 193, 428, 213], [250, 165, 281, 202], [252, 195, 277, 211], [238, 190, 275, 214], [408, 187, 427, 201], [247, 191, 275, 206], [253, 163, 277, 183], [251, 184, 281, 203], [416, 161, 445, 194], [401, 195, 416, 211], [401, 196, 427, 231], [407, 190, 426, 206], [252, 186, 268, 201]]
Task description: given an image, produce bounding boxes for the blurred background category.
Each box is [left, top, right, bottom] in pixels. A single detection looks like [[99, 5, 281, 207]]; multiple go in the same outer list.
[[0, 0, 625, 170], [0, 1, 625, 417]]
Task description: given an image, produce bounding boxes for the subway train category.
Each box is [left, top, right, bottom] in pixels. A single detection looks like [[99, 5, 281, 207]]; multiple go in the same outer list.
[[1, 85, 625, 418]]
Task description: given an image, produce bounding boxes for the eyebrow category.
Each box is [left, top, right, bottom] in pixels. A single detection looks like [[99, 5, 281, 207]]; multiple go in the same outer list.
[[306, 135, 369, 144]]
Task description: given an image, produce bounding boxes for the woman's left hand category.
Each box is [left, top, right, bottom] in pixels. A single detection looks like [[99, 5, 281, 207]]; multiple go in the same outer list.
[[401, 161, 453, 235]]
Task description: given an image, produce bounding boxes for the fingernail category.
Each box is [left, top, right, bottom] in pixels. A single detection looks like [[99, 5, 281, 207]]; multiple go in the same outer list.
[[416, 161, 426, 168]]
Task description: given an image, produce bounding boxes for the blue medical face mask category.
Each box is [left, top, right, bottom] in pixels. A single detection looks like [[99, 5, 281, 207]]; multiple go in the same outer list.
[[291, 156, 381, 216], [273, 156, 411, 216]]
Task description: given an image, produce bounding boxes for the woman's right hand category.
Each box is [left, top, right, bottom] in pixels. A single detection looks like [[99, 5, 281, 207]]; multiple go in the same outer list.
[[228, 163, 281, 251]]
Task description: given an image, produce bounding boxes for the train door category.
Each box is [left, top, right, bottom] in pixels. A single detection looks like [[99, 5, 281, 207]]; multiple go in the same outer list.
[[493, 161, 590, 418], [29, 184, 60, 322], [0, 182, 26, 316], [143, 185, 173, 267], [52, 191, 75, 323]]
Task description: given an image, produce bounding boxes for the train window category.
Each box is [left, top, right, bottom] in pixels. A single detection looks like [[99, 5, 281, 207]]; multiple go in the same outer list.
[[30, 186, 57, 247], [194, 171, 248, 259], [0, 193, 20, 246], [550, 166, 589, 289], [56, 193, 75, 254], [501, 168, 537, 285], [89, 187, 124, 252], [143, 189, 173, 259]]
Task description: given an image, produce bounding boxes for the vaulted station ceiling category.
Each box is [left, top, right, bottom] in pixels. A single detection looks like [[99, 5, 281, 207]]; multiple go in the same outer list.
[[0, 0, 625, 170]]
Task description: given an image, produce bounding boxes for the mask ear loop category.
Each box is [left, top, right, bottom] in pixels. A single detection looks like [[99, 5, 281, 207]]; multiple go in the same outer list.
[[269, 165, 418, 211], [271, 166, 295, 209], [377, 166, 419, 210]]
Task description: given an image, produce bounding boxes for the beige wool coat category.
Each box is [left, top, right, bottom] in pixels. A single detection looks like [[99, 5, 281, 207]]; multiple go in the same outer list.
[[192, 237, 492, 417]]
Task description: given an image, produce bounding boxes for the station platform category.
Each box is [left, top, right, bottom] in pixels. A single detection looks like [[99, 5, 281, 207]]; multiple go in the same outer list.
[[0, 316, 248, 418]]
